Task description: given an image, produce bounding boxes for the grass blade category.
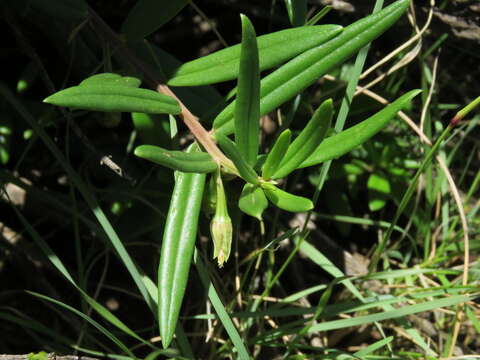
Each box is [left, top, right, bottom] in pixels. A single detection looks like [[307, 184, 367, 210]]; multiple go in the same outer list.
[[308, 295, 470, 333], [193, 249, 251, 360], [27, 291, 135, 357]]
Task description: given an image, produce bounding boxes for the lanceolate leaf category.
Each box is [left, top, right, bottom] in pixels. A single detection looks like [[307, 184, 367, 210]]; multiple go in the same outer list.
[[80, 73, 142, 88], [44, 85, 181, 114], [300, 90, 421, 168], [158, 147, 207, 348], [239, 184, 268, 220], [167, 25, 342, 86], [216, 134, 259, 185], [213, 0, 410, 134], [262, 183, 313, 212], [134, 145, 217, 173], [235, 15, 260, 166], [262, 129, 292, 180], [122, 0, 190, 41], [272, 99, 332, 179]]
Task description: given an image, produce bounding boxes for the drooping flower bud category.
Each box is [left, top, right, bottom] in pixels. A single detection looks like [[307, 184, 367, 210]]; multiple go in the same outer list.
[[210, 170, 232, 267]]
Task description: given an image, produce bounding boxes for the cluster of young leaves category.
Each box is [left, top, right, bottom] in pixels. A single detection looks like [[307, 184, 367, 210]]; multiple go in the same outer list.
[[42, 0, 417, 350]]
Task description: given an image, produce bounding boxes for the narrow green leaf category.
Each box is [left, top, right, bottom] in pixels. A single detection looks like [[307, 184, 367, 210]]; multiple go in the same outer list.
[[216, 134, 259, 185], [262, 129, 292, 180], [158, 146, 206, 348], [134, 145, 217, 173], [43, 85, 181, 114], [273, 99, 332, 179], [354, 336, 394, 357], [122, 0, 190, 41], [235, 15, 260, 166], [80, 73, 142, 88], [239, 183, 268, 220], [213, 0, 410, 134], [367, 172, 391, 211], [262, 183, 313, 212], [306, 6, 332, 26], [167, 25, 342, 86], [300, 90, 422, 167]]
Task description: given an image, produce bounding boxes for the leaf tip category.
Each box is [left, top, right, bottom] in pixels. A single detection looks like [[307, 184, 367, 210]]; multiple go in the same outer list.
[[42, 95, 54, 105]]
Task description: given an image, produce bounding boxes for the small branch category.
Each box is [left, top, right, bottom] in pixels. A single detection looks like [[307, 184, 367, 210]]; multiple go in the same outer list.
[[156, 85, 236, 171]]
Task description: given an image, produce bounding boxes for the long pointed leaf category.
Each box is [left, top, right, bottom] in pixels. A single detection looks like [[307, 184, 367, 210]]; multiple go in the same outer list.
[[213, 0, 410, 134], [167, 25, 342, 86], [235, 15, 260, 166], [27, 291, 135, 357], [44, 85, 181, 114], [158, 146, 206, 348], [135, 145, 217, 173], [300, 90, 421, 167]]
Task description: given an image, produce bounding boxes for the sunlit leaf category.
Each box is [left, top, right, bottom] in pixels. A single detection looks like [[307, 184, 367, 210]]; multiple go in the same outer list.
[[44, 85, 181, 114], [167, 25, 342, 86], [235, 15, 260, 166]]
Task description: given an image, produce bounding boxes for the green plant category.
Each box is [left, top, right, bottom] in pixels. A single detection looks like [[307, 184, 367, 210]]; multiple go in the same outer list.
[[5, 0, 477, 358], [40, 0, 417, 351]]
